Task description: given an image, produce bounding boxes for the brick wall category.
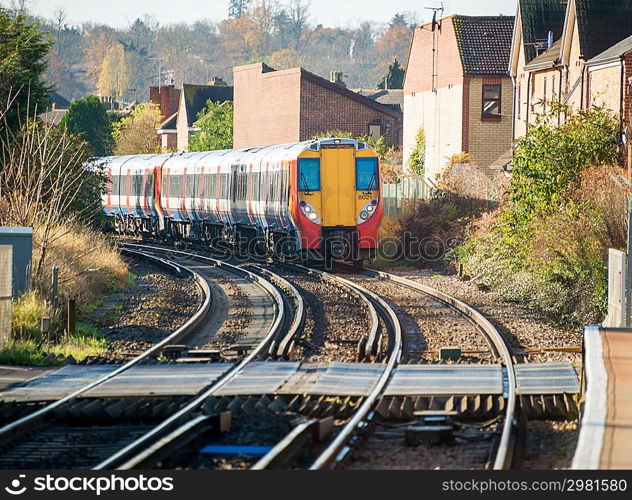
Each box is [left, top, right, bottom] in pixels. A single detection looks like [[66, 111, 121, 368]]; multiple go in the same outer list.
[[526, 66, 561, 127], [514, 44, 528, 139], [403, 85, 465, 181], [403, 16, 465, 180], [233, 63, 401, 149], [565, 21, 585, 111], [467, 77, 514, 171], [587, 64, 622, 113], [404, 17, 464, 94], [299, 77, 401, 146]]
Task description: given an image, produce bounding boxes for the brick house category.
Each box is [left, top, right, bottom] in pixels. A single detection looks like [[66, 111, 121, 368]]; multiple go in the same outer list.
[[150, 85, 181, 151], [174, 79, 234, 152], [509, 0, 566, 140], [232, 63, 402, 149], [511, 0, 632, 138], [403, 15, 515, 183]]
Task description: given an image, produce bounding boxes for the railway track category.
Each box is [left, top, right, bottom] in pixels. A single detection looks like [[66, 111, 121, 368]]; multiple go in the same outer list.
[[0, 245, 293, 469], [0, 242, 529, 471], [345, 269, 517, 470]]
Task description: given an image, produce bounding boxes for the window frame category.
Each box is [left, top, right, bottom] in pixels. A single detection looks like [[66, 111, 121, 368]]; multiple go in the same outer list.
[[297, 158, 321, 192], [481, 83, 502, 120], [355, 157, 379, 192]]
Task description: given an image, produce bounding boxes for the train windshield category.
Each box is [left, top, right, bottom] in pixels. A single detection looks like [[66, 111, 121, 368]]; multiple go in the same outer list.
[[356, 157, 378, 191], [298, 158, 320, 191]]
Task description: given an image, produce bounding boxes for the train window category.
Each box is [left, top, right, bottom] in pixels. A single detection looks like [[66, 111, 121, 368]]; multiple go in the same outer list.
[[145, 173, 153, 198], [170, 175, 182, 198], [111, 175, 119, 195], [356, 157, 379, 191], [186, 173, 195, 198], [298, 158, 320, 192]]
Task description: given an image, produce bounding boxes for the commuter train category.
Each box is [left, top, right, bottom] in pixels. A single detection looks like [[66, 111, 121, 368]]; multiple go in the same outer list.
[[100, 138, 382, 267]]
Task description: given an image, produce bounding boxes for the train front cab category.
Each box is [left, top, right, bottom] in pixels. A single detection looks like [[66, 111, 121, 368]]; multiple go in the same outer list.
[[295, 139, 381, 267]]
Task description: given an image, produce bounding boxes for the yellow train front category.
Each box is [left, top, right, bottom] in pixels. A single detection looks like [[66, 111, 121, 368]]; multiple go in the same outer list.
[[101, 138, 382, 268], [292, 138, 381, 269]]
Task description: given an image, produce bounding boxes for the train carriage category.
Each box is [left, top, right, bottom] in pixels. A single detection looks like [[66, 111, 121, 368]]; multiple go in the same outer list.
[[101, 138, 382, 267]]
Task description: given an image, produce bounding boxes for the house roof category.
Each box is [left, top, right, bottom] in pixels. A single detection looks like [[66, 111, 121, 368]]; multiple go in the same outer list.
[[47, 91, 70, 110], [525, 38, 562, 70], [518, 0, 567, 64], [587, 34, 632, 65], [300, 69, 402, 119], [352, 89, 404, 110], [452, 16, 515, 75], [39, 108, 67, 126], [158, 112, 178, 132], [182, 84, 234, 127], [575, 0, 632, 60]]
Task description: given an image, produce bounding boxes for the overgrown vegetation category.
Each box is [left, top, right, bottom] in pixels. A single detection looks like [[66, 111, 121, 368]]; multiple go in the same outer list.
[[379, 161, 507, 266], [0, 8, 128, 364], [189, 100, 233, 152], [456, 106, 622, 325]]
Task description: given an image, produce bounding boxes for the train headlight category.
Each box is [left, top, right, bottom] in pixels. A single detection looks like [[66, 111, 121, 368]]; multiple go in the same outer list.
[[357, 198, 379, 225], [299, 199, 320, 225]]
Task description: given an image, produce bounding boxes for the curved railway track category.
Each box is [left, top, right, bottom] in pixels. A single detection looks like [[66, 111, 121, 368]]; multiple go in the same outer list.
[[116, 248, 517, 470], [0, 240, 519, 471], [0, 245, 294, 469], [351, 269, 517, 470]]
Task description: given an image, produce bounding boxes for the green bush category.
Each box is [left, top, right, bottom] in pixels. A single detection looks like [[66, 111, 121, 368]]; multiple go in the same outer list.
[[456, 106, 622, 326]]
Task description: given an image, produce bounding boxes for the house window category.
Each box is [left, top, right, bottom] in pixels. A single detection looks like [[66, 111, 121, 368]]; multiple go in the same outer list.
[[368, 124, 381, 141], [482, 84, 502, 119]]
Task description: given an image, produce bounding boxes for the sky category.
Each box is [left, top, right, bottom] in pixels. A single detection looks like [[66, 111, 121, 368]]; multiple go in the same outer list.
[[22, 0, 515, 28]]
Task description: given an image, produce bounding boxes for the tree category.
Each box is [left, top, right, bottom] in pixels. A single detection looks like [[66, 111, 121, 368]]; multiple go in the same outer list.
[[389, 12, 407, 28], [96, 43, 132, 102], [377, 58, 405, 89], [288, 0, 310, 51], [112, 103, 162, 155], [59, 95, 112, 156], [0, 10, 52, 131], [229, 0, 252, 18], [189, 100, 233, 152], [407, 128, 425, 176]]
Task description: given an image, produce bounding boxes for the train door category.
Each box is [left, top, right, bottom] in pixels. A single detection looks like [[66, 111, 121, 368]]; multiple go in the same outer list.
[[320, 147, 356, 227]]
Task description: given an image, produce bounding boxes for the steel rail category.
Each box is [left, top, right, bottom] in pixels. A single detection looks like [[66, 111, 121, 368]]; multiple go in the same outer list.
[[273, 263, 403, 470], [362, 269, 517, 470], [96, 243, 288, 470], [0, 248, 212, 441], [252, 266, 306, 358], [273, 262, 380, 359]]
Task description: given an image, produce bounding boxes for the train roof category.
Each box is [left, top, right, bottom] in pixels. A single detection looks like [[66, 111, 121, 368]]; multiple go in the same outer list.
[[95, 138, 375, 168]]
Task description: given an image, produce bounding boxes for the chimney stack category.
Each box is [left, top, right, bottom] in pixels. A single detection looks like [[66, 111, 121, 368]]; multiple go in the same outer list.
[[329, 71, 346, 88]]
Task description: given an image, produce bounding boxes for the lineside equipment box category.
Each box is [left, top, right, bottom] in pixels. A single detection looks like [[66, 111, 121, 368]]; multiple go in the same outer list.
[[0, 227, 33, 299]]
